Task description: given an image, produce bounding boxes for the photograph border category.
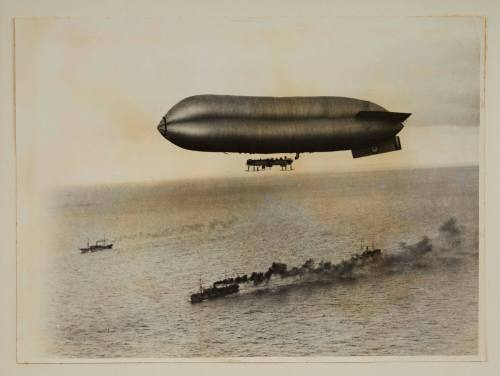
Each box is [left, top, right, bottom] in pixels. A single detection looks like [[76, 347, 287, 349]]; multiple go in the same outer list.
[[2, 1, 499, 375]]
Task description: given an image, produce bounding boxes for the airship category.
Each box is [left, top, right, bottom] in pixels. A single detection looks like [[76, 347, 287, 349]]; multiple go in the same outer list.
[[157, 95, 410, 169]]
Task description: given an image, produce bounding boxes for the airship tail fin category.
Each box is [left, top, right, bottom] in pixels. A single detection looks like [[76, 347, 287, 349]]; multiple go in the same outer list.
[[356, 111, 411, 123]]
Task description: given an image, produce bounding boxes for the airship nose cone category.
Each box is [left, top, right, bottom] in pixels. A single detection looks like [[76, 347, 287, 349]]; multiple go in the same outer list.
[[157, 117, 168, 138]]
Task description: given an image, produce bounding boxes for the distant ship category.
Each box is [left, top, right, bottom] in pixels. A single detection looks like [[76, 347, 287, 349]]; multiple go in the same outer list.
[[80, 238, 113, 254], [190, 278, 239, 304]]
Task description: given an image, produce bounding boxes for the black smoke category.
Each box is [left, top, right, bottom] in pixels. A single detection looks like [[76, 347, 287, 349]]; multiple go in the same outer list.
[[439, 217, 462, 236], [213, 249, 384, 288], [209, 217, 466, 292], [438, 217, 465, 248]]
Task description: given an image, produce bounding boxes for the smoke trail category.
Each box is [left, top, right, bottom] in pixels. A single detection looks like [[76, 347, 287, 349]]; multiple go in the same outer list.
[[115, 216, 238, 241], [384, 235, 433, 267], [213, 248, 385, 288], [438, 217, 465, 249], [210, 217, 466, 292], [439, 217, 462, 236]]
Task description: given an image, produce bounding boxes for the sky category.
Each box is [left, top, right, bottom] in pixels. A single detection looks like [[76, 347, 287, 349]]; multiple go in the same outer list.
[[15, 16, 483, 187]]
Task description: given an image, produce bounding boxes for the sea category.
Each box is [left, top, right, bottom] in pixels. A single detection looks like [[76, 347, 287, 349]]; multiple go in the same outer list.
[[43, 165, 479, 358]]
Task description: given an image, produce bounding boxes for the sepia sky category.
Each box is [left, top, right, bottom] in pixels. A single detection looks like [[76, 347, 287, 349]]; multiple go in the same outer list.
[[15, 17, 483, 187]]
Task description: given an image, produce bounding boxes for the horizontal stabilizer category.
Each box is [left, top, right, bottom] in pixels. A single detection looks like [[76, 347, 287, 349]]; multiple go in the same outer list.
[[356, 111, 411, 123]]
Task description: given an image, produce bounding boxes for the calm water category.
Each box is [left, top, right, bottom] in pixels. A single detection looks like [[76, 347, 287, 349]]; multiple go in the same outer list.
[[44, 166, 479, 358]]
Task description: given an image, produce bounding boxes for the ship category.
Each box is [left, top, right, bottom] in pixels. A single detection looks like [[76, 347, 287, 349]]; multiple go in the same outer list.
[[190, 278, 239, 304], [80, 238, 113, 254], [358, 241, 382, 259]]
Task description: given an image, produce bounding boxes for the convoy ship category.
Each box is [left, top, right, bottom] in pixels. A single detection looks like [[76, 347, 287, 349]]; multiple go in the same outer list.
[[79, 238, 113, 254], [190, 279, 240, 304]]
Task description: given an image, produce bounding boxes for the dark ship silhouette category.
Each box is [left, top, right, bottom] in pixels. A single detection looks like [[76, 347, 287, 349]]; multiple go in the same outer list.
[[190, 278, 239, 303], [80, 238, 113, 254]]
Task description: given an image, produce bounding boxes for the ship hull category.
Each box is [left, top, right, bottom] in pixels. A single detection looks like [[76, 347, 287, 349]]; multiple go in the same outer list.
[[190, 283, 239, 304], [80, 244, 113, 254]]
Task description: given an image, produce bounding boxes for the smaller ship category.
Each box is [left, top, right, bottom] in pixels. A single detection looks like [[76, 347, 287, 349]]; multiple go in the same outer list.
[[358, 241, 382, 259], [80, 238, 113, 254], [190, 278, 239, 304]]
